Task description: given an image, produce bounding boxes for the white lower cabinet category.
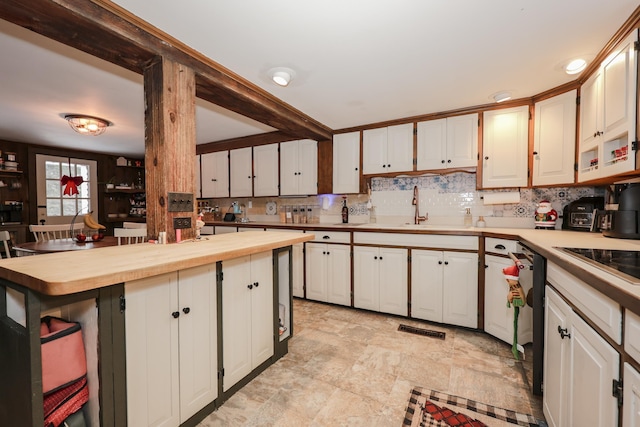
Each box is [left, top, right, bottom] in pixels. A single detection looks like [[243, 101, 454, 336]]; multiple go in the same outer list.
[[411, 250, 478, 328], [624, 363, 640, 427], [125, 264, 218, 427], [221, 252, 273, 392], [543, 286, 619, 427], [305, 242, 351, 306], [353, 246, 407, 316], [484, 254, 532, 344]]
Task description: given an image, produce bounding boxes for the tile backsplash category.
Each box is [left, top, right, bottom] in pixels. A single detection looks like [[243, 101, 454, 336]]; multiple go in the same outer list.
[[370, 173, 604, 226], [199, 172, 604, 229]]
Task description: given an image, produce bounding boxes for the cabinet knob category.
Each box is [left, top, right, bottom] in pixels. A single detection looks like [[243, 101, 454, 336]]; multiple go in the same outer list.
[[444, 261, 449, 265], [248, 284, 253, 290], [387, 164, 391, 168], [248, 176, 251, 179], [374, 256, 378, 260], [379, 256, 383, 260], [438, 260, 443, 265], [558, 326, 571, 339], [326, 251, 330, 255], [447, 160, 451, 163], [254, 281, 259, 288], [182, 307, 190, 314], [484, 156, 489, 160], [355, 167, 358, 171], [441, 160, 445, 164], [532, 151, 538, 155], [382, 165, 386, 168], [172, 311, 180, 319], [323, 251, 326, 255]]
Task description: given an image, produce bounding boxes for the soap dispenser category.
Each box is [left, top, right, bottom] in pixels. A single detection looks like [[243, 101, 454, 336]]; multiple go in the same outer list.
[[464, 208, 472, 227]]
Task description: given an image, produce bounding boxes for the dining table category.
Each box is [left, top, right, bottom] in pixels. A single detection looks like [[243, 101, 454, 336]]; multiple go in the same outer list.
[[13, 236, 119, 256]]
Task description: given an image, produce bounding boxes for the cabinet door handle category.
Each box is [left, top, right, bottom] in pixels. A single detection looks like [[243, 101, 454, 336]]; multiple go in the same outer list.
[[532, 151, 538, 155], [247, 284, 253, 290], [172, 311, 180, 319], [212, 178, 217, 182], [558, 326, 571, 339], [182, 307, 190, 314]]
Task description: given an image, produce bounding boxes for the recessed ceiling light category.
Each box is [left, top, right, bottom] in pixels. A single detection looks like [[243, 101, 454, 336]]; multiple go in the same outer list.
[[268, 67, 296, 87], [565, 58, 587, 75]]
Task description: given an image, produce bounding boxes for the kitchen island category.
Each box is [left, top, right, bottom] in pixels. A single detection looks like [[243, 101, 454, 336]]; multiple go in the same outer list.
[[0, 231, 312, 427]]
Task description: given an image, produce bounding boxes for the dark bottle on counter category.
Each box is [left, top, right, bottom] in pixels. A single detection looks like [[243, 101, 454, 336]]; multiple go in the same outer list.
[[341, 197, 348, 223]]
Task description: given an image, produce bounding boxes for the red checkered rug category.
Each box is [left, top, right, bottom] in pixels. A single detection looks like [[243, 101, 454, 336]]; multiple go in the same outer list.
[[403, 387, 545, 427]]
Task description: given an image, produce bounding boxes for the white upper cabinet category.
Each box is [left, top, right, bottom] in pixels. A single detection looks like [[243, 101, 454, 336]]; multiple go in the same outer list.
[[532, 90, 577, 186], [253, 144, 279, 197], [333, 131, 361, 194], [482, 105, 530, 188], [200, 151, 229, 198], [417, 113, 478, 170], [578, 32, 637, 181], [362, 123, 414, 174], [230, 147, 253, 197], [280, 139, 318, 195]]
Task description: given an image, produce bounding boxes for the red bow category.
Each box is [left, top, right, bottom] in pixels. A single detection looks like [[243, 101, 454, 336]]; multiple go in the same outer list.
[[60, 175, 84, 196]]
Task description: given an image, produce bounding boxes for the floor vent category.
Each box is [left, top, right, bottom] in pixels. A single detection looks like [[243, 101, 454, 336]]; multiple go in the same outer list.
[[398, 324, 446, 340]]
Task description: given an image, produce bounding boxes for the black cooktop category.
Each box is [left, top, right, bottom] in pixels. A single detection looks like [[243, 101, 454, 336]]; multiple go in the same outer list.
[[557, 247, 640, 285]]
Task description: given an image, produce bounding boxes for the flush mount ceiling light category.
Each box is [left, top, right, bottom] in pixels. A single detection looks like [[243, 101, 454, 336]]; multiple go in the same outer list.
[[492, 91, 512, 103], [268, 67, 296, 87], [565, 58, 587, 75], [64, 114, 112, 136]]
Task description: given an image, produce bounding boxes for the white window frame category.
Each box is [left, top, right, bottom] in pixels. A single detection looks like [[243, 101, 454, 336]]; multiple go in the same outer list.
[[35, 154, 98, 225]]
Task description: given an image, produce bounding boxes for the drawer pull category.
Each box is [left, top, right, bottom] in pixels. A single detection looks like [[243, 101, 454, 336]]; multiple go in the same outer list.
[[495, 244, 506, 250], [323, 235, 330, 239]]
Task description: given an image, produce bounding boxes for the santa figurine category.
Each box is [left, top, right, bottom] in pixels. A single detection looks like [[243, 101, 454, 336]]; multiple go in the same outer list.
[[503, 264, 527, 359], [534, 200, 557, 229]]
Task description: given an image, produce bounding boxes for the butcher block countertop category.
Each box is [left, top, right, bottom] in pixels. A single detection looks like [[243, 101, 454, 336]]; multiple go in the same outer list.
[[0, 231, 313, 297]]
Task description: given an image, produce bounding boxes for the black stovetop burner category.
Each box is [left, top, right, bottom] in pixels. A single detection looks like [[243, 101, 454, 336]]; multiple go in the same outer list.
[[557, 247, 640, 285]]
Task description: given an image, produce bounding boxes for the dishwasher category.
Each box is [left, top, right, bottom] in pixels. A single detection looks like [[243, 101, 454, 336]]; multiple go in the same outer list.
[[509, 243, 545, 397]]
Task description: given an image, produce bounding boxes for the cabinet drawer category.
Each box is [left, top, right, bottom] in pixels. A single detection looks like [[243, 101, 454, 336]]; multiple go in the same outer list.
[[308, 231, 350, 244], [547, 262, 621, 344], [353, 232, 477, 250], [485, 237, 519, 255], [625, 310, 640, 364]]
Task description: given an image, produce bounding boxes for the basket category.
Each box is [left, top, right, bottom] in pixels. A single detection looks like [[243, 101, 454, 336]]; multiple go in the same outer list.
[[41, 316, 87, 395]]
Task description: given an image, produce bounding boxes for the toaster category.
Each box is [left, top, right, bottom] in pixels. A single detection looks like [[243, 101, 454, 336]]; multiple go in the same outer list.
[[562, 196, 605, 232]]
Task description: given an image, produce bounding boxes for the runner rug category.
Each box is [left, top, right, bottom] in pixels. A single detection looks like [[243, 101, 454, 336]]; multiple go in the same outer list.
[[403, 387, 545, 427]]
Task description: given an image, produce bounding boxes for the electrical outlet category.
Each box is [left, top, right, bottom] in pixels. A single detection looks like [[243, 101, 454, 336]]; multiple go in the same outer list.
[[173, 217, 191, 229], [168, 192, 194, 212]]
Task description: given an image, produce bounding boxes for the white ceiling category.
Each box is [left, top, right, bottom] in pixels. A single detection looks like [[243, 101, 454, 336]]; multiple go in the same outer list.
[[0, 0, 638, 157]]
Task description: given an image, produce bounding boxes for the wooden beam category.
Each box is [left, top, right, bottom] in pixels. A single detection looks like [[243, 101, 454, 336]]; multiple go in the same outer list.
[[196, 131, 297, 154], [0, 0, 333, 141]]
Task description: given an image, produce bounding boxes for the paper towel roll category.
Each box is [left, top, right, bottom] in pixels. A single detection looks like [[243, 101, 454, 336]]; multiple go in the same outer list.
[[483, 191, 521, 205], [322, 196, 330, 210]]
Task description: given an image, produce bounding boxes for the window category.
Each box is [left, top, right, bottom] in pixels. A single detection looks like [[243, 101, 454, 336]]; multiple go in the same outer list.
[[36, 155, 98, 225]]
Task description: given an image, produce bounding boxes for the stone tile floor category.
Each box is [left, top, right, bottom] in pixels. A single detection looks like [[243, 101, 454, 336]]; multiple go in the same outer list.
[[198, 299, 544, 426]]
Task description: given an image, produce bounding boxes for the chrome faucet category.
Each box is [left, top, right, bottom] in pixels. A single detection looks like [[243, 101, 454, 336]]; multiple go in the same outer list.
[[412, 186, 428, 224]]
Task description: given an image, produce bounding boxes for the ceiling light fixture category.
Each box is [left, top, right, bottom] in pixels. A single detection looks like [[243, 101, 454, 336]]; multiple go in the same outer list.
[[493, 91, 512, 103], [268, 67, 296, 87], [565, 58, 587, 75], [64, 114, 112, 136]]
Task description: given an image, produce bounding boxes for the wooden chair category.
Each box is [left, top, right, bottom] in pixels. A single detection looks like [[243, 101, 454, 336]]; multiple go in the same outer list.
[[114, 228, 148, 245], [0, 231, 12, 259], [122, 222, 147, 229], [29, 223, 84, 242]]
